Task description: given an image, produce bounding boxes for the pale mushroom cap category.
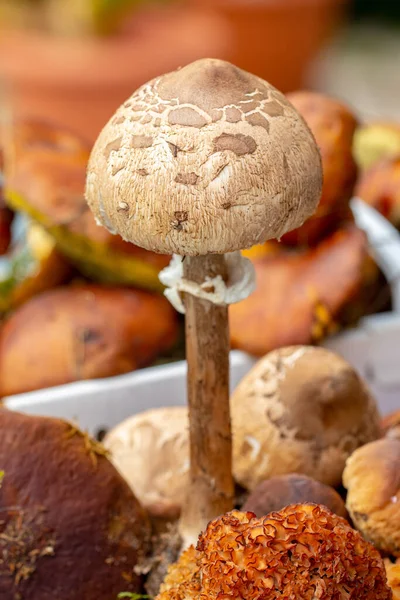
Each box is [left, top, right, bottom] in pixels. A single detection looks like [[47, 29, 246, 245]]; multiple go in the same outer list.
[[86, 58, 322, 256], [104, 406, 189, 519], [231, 346, 380, 490]]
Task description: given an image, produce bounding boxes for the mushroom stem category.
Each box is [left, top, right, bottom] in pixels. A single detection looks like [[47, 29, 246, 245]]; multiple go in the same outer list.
[[179, 254, 234, 546]]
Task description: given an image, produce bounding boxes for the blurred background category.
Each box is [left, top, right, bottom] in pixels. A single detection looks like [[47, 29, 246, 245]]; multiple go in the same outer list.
[[0, 0, 399, 141], [1, 0, 400, 398]]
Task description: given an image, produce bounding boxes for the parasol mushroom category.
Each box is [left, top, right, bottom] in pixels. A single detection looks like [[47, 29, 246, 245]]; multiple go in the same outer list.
[[85, 58, 322, 546]]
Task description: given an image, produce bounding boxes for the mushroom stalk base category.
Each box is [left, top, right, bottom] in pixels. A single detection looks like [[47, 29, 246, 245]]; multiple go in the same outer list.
[[180, 254, 234, 548]]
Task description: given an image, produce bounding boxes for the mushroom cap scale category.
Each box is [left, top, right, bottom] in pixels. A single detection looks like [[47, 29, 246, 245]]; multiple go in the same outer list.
[[86, 58, 322, 256]]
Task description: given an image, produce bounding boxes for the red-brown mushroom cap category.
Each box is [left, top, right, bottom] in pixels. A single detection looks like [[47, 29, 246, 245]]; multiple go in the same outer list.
[[157, 504, 391, 600], [0, 409, 151, 599]]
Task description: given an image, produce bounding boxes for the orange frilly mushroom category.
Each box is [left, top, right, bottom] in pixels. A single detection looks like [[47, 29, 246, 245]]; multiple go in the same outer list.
[[157, 505, 391, 600]]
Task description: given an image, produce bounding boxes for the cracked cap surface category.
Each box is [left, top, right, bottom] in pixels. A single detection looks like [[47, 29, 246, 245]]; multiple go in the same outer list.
[[86, 58, 322, 256]]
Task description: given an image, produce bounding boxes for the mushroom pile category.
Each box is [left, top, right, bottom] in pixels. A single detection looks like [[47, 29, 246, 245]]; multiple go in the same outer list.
[[0, 58, 398, 600], [0, 61, 392, 397]]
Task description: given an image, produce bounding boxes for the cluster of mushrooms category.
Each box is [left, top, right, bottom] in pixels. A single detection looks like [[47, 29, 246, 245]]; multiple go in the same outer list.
[[0, 60, 395, 398], [1, 58, 400, 600]]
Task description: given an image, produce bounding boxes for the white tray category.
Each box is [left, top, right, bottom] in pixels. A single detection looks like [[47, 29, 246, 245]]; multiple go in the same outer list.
[[5, 201, 400, 433]]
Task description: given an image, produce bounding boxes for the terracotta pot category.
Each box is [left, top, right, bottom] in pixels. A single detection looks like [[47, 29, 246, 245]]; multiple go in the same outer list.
[[0, 5, 230, 144], [190, 0, 347, 92]]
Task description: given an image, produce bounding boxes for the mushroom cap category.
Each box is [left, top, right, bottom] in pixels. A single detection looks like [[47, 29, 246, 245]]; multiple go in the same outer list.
[[157, 505, 390, 600], [242, 473, 348, 520], [86, 58, 322, 256], [0, 409, 151, 599], [230, 223, 370, 356], [343, 438, 400, 556], [0, 284, 178, 396], [231, 346, 380, 490], [104, 406, 189, 520], [282, 91, 358, 246]]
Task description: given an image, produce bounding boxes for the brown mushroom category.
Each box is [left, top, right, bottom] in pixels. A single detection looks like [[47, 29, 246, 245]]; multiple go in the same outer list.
[[242, 473, 348, 519], [0, 284, 178, 397], [85, 58, 322, 545], [156, 505, 391, 600], [0, 409, 151, 599], [343, 438, 400, 556], [231, 346, 380, 490], [104, 407, 189, 522], [231, 223, 371, 356], [3, 119, 170, 290], [355, 155, 400, 229], [282, 91, 358, 246]]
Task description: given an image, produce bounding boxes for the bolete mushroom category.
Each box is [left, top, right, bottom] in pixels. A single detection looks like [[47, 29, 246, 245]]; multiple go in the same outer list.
[[85, 58, 322, 545], [0, 284, 178, 397], [0, 409, 151, 599], [231, 223, 373, 356], [343, 438, 400, 556], [242, 473, 348, 520], [282, 91, 358, 246], [231, 346, 380, 490]]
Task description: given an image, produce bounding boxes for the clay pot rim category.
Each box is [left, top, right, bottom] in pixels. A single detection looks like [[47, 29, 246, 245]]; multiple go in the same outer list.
[[0, 6, 231, 88]]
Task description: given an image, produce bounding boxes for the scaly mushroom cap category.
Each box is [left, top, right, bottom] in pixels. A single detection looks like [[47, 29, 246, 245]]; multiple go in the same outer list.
[[343, 438, 400, 556], [104, 407, 189, 520], [231, 346, 380, 490], [86, 58, 322, 256], [157, 505, 391, 600]]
